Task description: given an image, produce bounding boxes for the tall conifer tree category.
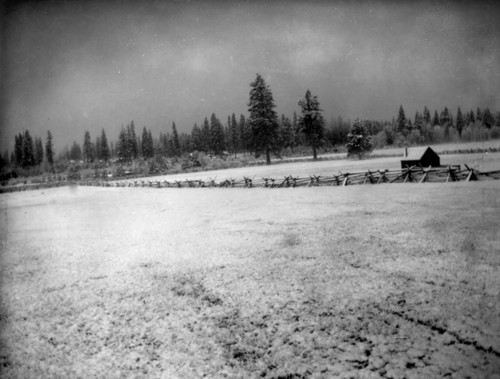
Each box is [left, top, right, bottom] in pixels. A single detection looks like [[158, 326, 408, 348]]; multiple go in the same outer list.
[[14, 134, 23, 166], [482, 107, 494, 128], [46, 131, 54, 168], [396, 105, 407, 135], [128, 121, 138, 159], [455, 107, 465, 138], [172, 122, 181, 156], [83, 131, 94, 163], [21, 130, 35, 167], [141, 127, 154, 159], [191, 123, 202, 152], [248, 73, 280, 165], [202, 117, 210, 153], [210, 113, 225, 156], [117, 127, 131, 163], [239, 114, 249, 154], [469, 110, 475, 124], [423, 106, 431, 124], [297, 89, 324, 160], [432, 110, 440, 126], [100, 129, 110, 162], [229, 113, 239, 156], [35, 137, 44, 166]]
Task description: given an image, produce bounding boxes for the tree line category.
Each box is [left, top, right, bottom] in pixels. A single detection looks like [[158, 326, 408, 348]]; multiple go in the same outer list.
[[3, 130, 55, 171], [2, 73, 500, 176]]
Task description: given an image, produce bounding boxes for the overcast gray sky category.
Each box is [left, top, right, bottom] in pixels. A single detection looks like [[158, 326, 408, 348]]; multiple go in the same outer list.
[[1, 0, 499, 152]]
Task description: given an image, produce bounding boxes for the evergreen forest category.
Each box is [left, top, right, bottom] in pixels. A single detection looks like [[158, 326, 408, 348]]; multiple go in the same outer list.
[[2, 74, 500, 183]]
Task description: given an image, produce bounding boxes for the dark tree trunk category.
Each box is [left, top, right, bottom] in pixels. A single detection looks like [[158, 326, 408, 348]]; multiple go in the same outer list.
[[266, 148, 271, 165]]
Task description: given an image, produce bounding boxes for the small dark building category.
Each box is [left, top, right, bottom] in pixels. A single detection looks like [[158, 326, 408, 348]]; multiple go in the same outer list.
[[401, 146, 440, 168]]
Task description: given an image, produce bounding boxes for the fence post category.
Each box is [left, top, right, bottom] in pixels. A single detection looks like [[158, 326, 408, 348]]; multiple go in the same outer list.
[[403, 167, 414, 183], [465, 165, 478, 182], [446, 166, 459, 182], [420, 166, 431, 183], [342, 173, 349, 186], [364, 170, 375, 184]]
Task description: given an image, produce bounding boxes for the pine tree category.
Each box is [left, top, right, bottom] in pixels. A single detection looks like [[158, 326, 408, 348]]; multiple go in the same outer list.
[[69, 141, 82, 161], [413, 112, 423, 133], [476, 107, 482, 123], [159, 133, 170, 157], [423, 106, 431, 125], [210, 113, 225, 156], [464, 111, 471, 125], [83, 131, 94, 163], [201, 117, 210, 153], [100, 129, 110, 162], [21, 130, 35, 167], [239, 114, 249, 154], [225, 116, 231, 153], [406, 119, 413, 133], [141, 127, 154, 159], [172, 122, 181, 156], [230, 113, 239, 156], [395, 105, 409, 137], [297, 89, 324, 160], [117, 127, 131, 163], [292, 112, 301, 145], [455, 107, 465, 138], [383, 123, 396, 145], [46, 131, 54, 168], [346, 119, 373, 159], [94, 136, 102, 161], [0, 150, 8, 170], [248, 73, 280, 165], [167, 134, 175, 157], [14, 133, 23, 166], [148, 130, 154, 157], [482, 107, 494, 128], [469, 110, 475, 124], [432, 110, 440, 126], [146, 127, 155, 159], [191, 123, 203, 152], [440, 107, 451, 126], [35, 137, 44, 166], [128, 121, 138, 159], [179, 132, 191, 154]]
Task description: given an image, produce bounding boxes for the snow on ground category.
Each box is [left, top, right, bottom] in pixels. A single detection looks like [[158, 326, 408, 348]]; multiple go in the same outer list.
[[1, 176, 500, 377]]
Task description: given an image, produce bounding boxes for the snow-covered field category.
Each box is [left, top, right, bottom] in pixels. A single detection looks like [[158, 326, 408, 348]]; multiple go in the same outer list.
[[1, 161, 500, 377], [119, 151, 500, 185]]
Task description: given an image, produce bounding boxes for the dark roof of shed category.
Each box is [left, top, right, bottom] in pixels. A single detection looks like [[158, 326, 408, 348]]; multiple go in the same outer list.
[[402, 146, 438, 160]]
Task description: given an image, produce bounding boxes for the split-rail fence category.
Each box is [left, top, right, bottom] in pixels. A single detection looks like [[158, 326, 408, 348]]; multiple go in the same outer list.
[[81, 165, 500, 189]]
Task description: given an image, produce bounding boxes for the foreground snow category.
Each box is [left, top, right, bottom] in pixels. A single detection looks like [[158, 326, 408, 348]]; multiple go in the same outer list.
[[1, 183, 499, 377]]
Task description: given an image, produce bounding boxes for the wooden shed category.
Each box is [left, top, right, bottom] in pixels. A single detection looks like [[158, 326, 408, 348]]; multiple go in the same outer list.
[[401, 146, 440, 169]]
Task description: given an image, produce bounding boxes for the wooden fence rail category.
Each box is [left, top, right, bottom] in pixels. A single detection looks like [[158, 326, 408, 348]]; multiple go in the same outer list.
[[77, 166, 500, 189]]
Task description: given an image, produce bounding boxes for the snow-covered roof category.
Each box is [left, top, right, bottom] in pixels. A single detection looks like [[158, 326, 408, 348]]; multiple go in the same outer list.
[[402, 146, 436, 160]]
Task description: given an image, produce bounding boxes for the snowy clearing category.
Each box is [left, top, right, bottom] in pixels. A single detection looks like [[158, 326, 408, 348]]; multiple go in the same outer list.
[[1, 178, 500, 377]]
